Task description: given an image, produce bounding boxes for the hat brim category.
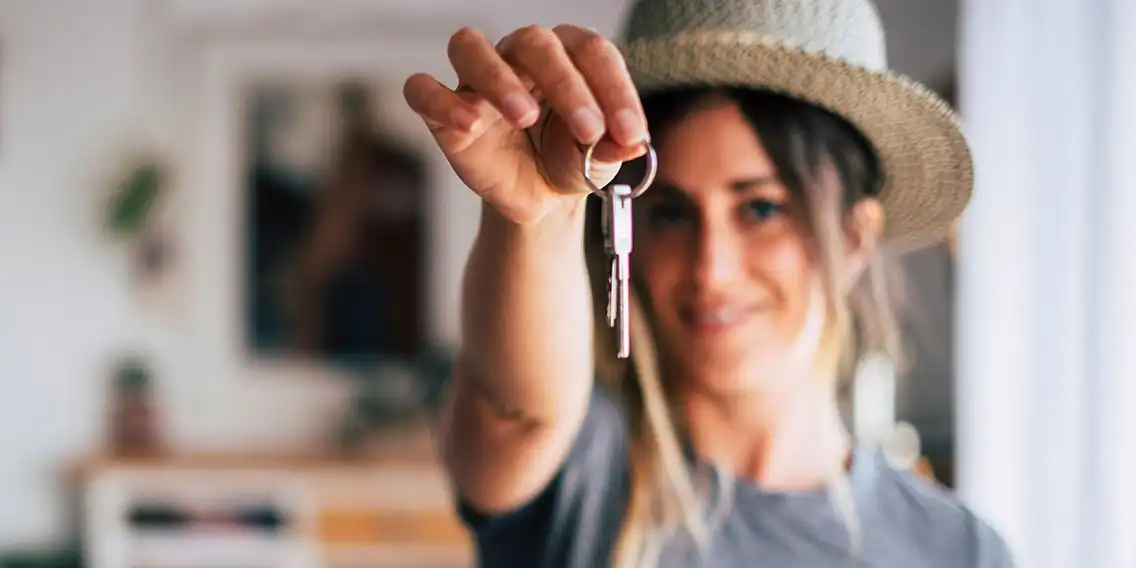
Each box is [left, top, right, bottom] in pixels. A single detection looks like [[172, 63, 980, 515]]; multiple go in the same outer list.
[[619, 31, 972, 251]]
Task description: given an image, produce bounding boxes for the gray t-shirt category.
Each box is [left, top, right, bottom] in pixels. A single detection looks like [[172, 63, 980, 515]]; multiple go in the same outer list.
[[459, 387, 1016, 568]]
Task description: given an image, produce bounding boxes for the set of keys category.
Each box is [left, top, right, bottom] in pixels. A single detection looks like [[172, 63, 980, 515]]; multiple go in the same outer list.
[[583, 142, 658, 359]]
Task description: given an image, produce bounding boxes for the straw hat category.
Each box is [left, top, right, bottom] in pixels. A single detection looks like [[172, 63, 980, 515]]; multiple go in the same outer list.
[[617, 0, 971, 250]]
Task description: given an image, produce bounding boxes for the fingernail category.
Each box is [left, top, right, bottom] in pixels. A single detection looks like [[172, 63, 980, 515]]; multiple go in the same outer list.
[[571, 107, 605, 142], [613, 108, 648, 145], [503, 93, 538, 125], [450, 106, 479, 131]]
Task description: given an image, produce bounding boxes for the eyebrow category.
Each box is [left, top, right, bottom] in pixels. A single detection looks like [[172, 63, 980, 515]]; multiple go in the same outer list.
[[650, 176, 780, 199], [729, 176, 779, 193]]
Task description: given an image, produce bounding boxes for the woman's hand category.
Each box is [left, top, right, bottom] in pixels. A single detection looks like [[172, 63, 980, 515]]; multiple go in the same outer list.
[[403, 24, 650, 225]]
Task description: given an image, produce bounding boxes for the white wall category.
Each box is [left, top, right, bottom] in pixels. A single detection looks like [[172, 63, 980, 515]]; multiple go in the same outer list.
[[0, 0, 167, 546], [0, 0, 958, 547]]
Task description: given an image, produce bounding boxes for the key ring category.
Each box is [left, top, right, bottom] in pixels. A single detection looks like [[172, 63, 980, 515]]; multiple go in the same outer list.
[[582, 142, 658, 199]]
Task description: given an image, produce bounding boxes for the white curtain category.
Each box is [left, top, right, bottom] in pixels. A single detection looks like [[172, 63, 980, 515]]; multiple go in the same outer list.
[[955, 0, 1136, 567]]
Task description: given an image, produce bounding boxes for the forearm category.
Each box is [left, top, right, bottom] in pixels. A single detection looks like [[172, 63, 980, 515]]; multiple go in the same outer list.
[[458, 196, 595, 424]]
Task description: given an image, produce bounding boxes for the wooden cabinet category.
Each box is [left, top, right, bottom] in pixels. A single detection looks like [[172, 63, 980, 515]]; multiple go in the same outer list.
[[76, 453, 473, 568]]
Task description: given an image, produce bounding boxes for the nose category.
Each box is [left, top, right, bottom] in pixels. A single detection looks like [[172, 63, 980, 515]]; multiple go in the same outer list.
[[693, 216, 745, 291]]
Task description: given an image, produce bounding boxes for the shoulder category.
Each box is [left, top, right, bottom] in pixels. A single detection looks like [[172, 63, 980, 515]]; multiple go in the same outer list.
[[871, 462, 1016, 568]]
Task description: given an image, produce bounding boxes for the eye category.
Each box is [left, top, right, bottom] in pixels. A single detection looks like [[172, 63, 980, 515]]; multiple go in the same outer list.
[[645, 200, 691, 228], [744, 198, 784, 221]]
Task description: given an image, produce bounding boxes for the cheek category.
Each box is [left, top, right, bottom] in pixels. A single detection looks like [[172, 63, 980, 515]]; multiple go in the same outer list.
[[748, 234, 810, 283], [633, 232, 683, 294], [631, 228, 695, 328], [747, 230, 814, 326]]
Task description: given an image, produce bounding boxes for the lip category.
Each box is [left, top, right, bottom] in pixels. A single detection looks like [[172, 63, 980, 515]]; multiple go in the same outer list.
[[678, 303, 762, 336]]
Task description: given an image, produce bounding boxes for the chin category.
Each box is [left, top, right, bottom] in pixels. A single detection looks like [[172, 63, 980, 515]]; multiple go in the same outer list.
[[662, 323, 796, 397], [665, 339, 757, 394], [653, 303, 797, 388]]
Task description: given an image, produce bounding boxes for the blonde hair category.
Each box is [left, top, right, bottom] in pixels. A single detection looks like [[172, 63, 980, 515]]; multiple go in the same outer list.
[[584, 88, 904, 568]]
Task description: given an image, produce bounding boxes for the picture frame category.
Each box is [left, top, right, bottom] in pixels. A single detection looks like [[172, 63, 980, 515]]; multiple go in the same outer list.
[[176, 25, 484, 444]]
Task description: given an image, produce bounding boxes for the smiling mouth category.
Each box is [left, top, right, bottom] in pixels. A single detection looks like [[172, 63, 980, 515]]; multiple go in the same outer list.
[[679, 304, 762, 334]]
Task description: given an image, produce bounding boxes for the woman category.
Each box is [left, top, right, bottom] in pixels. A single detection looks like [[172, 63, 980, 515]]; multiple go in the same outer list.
[[403, 0, 1014, 566]]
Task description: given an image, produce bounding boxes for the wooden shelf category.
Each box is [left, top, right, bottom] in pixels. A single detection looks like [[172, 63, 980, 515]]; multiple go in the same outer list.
[[79, 449, 473, 568]]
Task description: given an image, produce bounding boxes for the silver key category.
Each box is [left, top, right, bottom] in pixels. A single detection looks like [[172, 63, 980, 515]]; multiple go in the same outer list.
[[601, 191, 617, 327], [582, 142, 659, 359], [606, 183, 634, 357]]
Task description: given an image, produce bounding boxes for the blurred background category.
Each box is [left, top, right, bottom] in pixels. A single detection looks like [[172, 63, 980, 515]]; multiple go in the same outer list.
[[0, 0, 1131, 567]]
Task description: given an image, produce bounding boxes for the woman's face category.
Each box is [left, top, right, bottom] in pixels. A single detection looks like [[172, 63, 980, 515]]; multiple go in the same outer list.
[[634, 99, 839, 395]]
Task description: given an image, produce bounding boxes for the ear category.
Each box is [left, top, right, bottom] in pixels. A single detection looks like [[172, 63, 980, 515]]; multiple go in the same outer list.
[[841, 198, 884, 291]]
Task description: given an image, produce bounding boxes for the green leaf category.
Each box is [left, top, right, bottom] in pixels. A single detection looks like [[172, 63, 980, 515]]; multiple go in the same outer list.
[[106, 163, 163, 237]]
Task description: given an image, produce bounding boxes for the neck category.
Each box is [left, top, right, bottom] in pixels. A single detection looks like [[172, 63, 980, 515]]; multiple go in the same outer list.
[[678, 377, 851, 492]]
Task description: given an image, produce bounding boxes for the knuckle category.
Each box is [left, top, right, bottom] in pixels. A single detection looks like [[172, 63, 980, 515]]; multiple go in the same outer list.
[[600, 83, 631, 108], [516, 25, 559, 52], [448, 26, 484, 55], [547, 75, 582, 101], [554, 23, 602, 39], [514, 24, 542, 40], [576, 33, 615, 62], [494, 30, 515, 52], [483, 65, 514, 90], [551, 23, 578, 34]]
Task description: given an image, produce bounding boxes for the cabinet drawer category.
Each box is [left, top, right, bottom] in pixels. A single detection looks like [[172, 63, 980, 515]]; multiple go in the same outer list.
[[316, 508, 469, 546]]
